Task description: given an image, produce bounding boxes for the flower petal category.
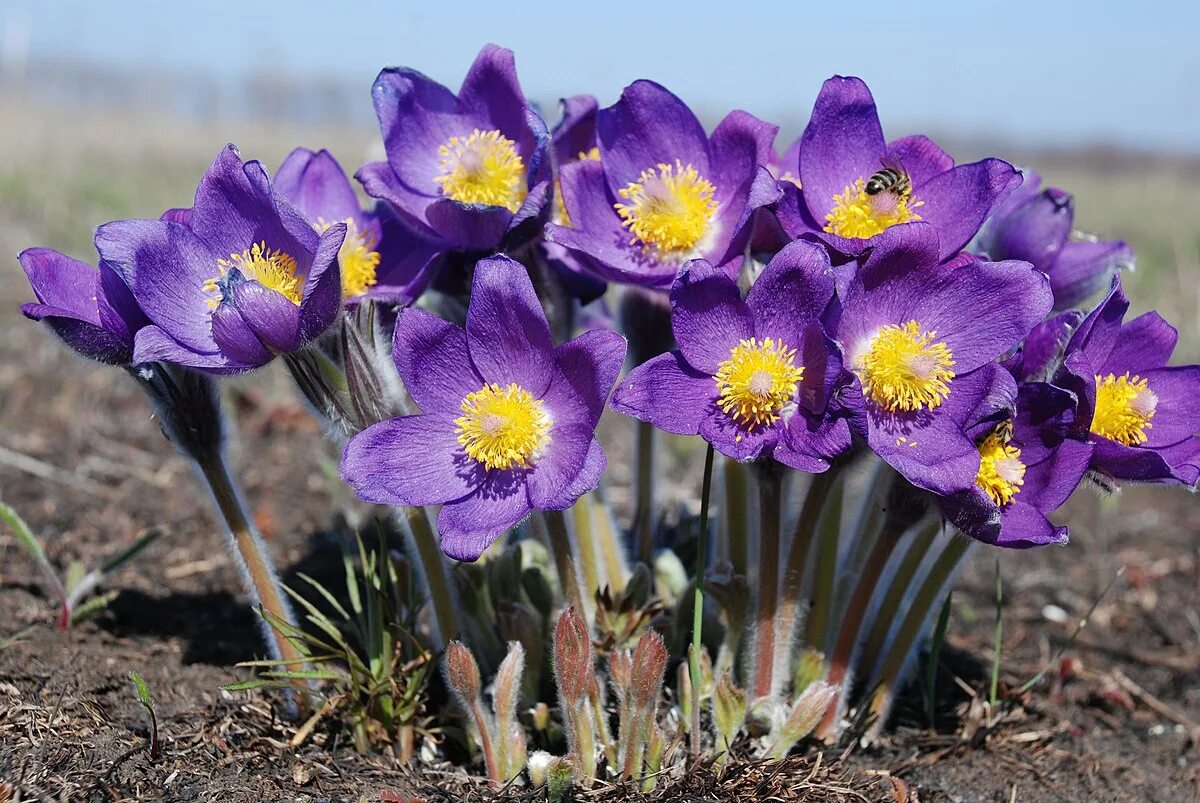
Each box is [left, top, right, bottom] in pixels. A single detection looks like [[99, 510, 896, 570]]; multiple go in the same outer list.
[[670, 260, 753, 374], [915, 158, 1022, 259], [392, 307, 484, 414], [597, 80, 710, 194], [466, 255, 556, 395], [542, 328, 627, 429], [274, 148, 362, 223], [1050, 239, 1133, 311], [437, 471, 532, 561], [799, 76, 886, 221], [528, 423, 596, 509], [609, 351, 717, 436]]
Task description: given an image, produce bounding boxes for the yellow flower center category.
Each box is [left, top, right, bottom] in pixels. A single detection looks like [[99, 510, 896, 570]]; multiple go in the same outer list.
[[435, 129, 527, 212], [553, 147, 601, 227], [824, 178, 922, 239], [975, 428, 1026, 506], [204, 242, 302, 307], [1091, 372, 1157, 445], [614, 160, 718, 258], [859, 321, 956, 412], [455, 383, 552, 470], [713, 338, 805, 428], [317, 217, 380, 299]]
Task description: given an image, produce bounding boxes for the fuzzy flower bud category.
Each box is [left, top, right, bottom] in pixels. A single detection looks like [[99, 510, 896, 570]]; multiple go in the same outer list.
[[553, 607, 592, 704]]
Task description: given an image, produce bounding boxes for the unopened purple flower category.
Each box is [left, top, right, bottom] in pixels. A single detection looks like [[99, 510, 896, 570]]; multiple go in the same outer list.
[[357, 44, 551, 253], [18, 248, 148, 365], [938, 382, 1093, 548], [778, 76, 1021, 262], [609, 240, 850, 470], [274, 147, 445, 307], [1058, 276, 1200, 485], [93, 145, 346, 373], [546, 80, 782, 287], [977, 170, 1132, 310], [831, 224, 1053, 494], [340, 255, 626, 561]]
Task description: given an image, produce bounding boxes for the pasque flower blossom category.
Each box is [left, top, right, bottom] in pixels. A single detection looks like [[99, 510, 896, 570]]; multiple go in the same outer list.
[[831, 224, 1053, 494], [938, 381, 1093, 548], [778, 76, 1021, 262], [93, 145, 347, 373], [609, 240, 850, 470], [357, 44, 551, 253], [976, 169, 1132, 311], [19, 248, 148, 365], [1058, 276, 1200, 485], [274, 147, 445, 307], [340, 255, 626, 560], [546, 80, 782, 287]]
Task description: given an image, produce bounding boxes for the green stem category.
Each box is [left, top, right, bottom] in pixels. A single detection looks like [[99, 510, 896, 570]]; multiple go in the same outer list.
[[690, 444, 715, 754], [751, 463, 784, 700], [722, 459, 750, 577], [398, 506, 459, 648], [196, 454, 306, 676], [857, 517, 940, 678], [804, 480, 845, 654], [542, 510, 587, 619], [633, 420, 657, 565], [867, 535, 971, 730], [776, 468, 839, 687]]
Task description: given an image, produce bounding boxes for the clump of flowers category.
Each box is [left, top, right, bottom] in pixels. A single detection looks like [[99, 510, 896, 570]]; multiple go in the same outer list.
[[16, 42, 1199, 788]]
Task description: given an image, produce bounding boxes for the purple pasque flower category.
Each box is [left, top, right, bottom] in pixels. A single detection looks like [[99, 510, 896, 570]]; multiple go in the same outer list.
[[975, 169, 1133, 311], [340, 255, 626, 561], [274, 147, 445, 307], [545, 80, 783, 288], [18, 247, 148, 365], [778, 76, 1021, 262], [938, 380, 1093, 548], [831, 224, 1053, 494], [609, 240, 850, 470], [357, 44, 551, 253], [1057, 276, 1200, 486], [93, 145, 346, 373]]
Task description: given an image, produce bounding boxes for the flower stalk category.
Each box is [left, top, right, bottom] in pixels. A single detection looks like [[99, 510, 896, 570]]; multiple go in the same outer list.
[[752, 461, 785, 700], [690, 444, 715, 753]]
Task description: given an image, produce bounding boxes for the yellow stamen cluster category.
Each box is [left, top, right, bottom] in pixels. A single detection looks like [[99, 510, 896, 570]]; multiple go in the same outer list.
[[204, 242, 302, 307], [975, 428, 1026, 506], [455, 383, 552, 471], [317, 217, 380, 299], [614, 160, 718, 258], [1091, 372, 1157, 445], [824, 178, 922, 239], [860, 321, 956, 412], [713, 338, 804, 428], [435, 129, 527, 212]]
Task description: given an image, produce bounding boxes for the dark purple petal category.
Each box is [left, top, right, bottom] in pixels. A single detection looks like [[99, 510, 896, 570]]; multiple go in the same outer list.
[[94, 219, 219, 353], [609, 351, 717, 436], [746, 239, 835, 346], [914, 158, 1022, 260], [1050, 239, 1133, 311], [341, 413, 481, 507], [274, 148, 362, 224], [527, 423, 596, 509], [1019, 436, 1093, 513], [96, 260, 149, 341], [1065, 275, 1128, 370], [982, 188, 1073, 272], [437, 471, 532, 561], [21, 304, 132, 365], [132, 325, 244, 374], [541, 328, 627, 429], [355, 160, 440, 239], [1018, 310, 1084, 382], [1090, 437, 1186, 485], [995, 501, 1069, 548], [368, 205, 446, 306], [699, 408, 779, 463], [425, 198, 512, 250], [466, 255, 556, 395], [597, 80, 710, 193], [670, 260, 753, 374], [1103, 311, 1178, 374], [798, 76, 886, 221], [230, 279, 302, 354], [562, 438, 606, 501], [885, 135, 953, 188], [392, 307, 484, 413], [297, 222, 346, 344], [18, 248, 101, 322], [552, 94, 598, 164], [160, 207, 193, 226], [708, 109, 778, 206], [211, 303, 272, 366], [778, 413, 852, 472], [1139, 366, 1200, 447]]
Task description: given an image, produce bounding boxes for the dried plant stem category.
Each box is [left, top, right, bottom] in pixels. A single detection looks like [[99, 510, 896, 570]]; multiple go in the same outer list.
[[591, 488, 627, 594], [722, 459, 750, 576], [858, 517, 941, 676], [542, 510, 587, 618], [752, 463, 784, 700], [867, 534, 971, 731], [633, 420, 657, 565], [776, 468, 839, 687], [690, 444, 716, 754], [196, 453, 305, 676], [397, 506, 459, 648]]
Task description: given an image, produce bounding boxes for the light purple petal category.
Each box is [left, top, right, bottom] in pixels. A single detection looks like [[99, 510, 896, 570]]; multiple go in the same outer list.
[[466, 255, 556, 395], [275, 148, 362, 224], [392, 307, 484, 414], [609, 351, 716, 436], [541, 328, 627, 429], [670, 260, 753, 374], [746, 239, 834, 347], [1104, 311, 1178, 374], [297, 223, 346, 345], [132, 325, 246, 374], [230, 279, 302, 354], [437, 472, 532, 561], [1051, 239, 1133, 311], [341, 413, 481, 507], [527, 423, 595, 509], [885, 135, 953, 188]]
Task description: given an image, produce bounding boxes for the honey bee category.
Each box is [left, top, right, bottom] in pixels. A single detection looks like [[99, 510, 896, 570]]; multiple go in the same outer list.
[[865, 164, 911, 197], [993, 418, 1015, 443]]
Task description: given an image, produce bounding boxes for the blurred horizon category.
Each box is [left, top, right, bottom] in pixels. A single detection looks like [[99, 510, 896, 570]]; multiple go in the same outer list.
[[3, 1, 1200, 156]]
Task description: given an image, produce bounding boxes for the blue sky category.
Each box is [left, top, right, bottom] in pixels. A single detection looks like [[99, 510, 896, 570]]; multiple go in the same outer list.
[[3, 1, 1199, 152]]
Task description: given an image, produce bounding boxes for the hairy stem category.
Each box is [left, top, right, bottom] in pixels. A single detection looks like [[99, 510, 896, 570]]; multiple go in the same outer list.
[[690, 444, 715, 754], [571, 500, 602, 602], [722, 459, 750, 576], [752, 463, 784, 700], [591, 488, 628, 594], [542, 510, 587, 619], [397, 506, 459, 648]]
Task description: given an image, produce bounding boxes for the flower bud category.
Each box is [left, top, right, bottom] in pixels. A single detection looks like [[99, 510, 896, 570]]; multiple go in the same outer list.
[[713, 671, 747, 749], [443, 640, 481, 705], [553, 607, 592, 704]]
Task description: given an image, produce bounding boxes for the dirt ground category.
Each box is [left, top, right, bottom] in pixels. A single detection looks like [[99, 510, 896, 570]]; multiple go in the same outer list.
[[2, 99, 1200, 803]]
